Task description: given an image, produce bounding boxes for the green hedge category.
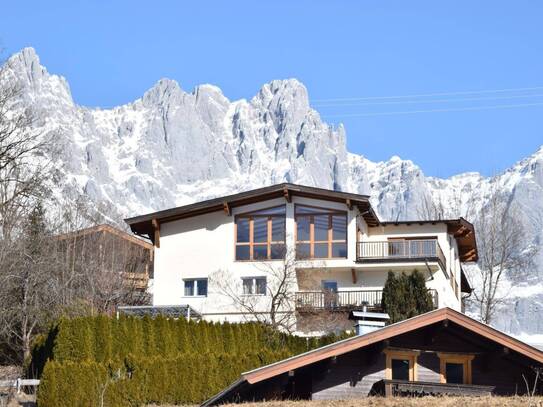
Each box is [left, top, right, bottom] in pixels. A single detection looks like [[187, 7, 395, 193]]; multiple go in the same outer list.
[[33, 315, 350, 406], [38, 351, 290, 407]]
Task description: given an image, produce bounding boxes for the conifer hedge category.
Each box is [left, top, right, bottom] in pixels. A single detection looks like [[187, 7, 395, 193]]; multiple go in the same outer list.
[[33, 315, 347, 406]]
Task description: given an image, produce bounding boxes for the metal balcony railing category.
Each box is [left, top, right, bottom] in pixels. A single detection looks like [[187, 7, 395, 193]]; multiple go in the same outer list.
[[356, 240, 446, 271], [295, 289, 438, 311]]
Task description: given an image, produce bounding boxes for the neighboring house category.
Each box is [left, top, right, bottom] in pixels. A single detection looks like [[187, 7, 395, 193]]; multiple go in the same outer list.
[[202, 308, 543, 403], [125, 183, 477, 332], [55, 224, 154, 300]]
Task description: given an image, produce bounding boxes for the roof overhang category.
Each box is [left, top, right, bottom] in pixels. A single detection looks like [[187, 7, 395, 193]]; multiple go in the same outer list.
[[125, 183, 379, 241], [242, 307, 543, 384]]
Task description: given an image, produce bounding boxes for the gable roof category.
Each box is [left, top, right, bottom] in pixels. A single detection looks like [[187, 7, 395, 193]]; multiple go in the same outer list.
[[125, 183, 380, 239], [203, 307, 543, 405], [245, 308, 543, 384]]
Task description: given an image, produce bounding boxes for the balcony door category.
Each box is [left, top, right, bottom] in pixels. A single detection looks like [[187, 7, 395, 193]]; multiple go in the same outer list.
[[322, 280, 338, 308]]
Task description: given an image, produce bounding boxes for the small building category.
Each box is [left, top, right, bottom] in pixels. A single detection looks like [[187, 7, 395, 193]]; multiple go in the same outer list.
[[125, 183, 477, 333], [203, 308, 543, 404], [55, 224, 154, 301]]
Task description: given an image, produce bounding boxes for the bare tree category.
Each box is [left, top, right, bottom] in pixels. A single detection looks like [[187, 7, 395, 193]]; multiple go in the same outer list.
[[0, 203, 59, 362], [467, 188, 539, 324], [211, 250, 299, 332], [0, 61, 50, 241]]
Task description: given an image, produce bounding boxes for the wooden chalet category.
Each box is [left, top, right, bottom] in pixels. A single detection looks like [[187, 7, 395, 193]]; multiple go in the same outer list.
[[55, 224, 154, 294], [203, 308, 543, 405]]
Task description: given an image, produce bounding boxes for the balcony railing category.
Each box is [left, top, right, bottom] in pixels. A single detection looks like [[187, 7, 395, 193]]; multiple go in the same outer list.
[[295, 289, 438, 311], [356, 240, 446, 270]]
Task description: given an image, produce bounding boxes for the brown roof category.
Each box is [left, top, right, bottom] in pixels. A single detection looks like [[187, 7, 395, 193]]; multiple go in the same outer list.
[[376, 217, 478, 262], [241, 307, 543, 384], [55, 224, 153, 250], [125, 183, 379, 238]]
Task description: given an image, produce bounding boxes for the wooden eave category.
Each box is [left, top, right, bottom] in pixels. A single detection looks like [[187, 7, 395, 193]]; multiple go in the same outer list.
[[54, 224, 153, 250], [125, 183, 377, 238], [238, 307, 543, 385]]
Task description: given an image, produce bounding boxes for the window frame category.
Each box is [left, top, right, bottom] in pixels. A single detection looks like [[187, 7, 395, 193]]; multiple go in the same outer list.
[[294, 204, 348, 260], [183, 278, 208, 297], [234, 205, 286, 262], [437, 353, 474, 384], [384, 349, 420, 381], [241, 276, 267, 296]]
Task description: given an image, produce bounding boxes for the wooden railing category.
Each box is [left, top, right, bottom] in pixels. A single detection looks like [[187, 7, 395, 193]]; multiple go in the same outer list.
[[357, 240, 446, 270], [295, 289, 438, 311]]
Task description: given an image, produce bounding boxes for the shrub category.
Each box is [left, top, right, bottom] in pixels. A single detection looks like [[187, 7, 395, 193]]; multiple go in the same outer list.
[[381, 270, 434, 323]]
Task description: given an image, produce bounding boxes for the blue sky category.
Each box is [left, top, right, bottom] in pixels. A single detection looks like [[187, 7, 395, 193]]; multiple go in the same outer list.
[[1, 1, 542, 178]]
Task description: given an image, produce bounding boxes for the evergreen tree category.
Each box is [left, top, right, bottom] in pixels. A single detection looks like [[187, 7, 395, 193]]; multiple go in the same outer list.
[[382, 270, 434, 323]]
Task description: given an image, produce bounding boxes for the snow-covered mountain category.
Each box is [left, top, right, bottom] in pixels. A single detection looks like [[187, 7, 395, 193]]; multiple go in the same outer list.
[[2, 48, 542, 336]]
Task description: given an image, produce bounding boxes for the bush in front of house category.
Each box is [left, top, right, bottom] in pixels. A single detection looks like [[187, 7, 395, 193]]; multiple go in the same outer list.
[[33, 315, 350, 406], [381, 270, 435, 323]]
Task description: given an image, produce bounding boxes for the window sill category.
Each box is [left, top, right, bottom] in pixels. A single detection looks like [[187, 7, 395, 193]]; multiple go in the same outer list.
[[181, 295, 207, 298], [240, 294, 267, 297]]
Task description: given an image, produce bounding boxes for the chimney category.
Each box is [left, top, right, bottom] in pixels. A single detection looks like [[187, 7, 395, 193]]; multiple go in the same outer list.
[[350, 304, 390, 336]]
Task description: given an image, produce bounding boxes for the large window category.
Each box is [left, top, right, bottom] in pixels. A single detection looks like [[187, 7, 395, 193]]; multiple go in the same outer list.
[[184, 278, 208, 297], [235, 206, 286, 261], [295, 205, 347, 259], [242, 277, 267, 295]]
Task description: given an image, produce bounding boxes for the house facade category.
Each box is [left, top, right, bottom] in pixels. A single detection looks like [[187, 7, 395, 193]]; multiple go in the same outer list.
[[125, 184, 477, 332]]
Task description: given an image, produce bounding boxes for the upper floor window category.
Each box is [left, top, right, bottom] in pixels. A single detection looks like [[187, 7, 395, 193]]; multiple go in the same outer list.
[[184, 278, 208, 297], [235, 206, 286, 261], [295, 205, 347, 259]]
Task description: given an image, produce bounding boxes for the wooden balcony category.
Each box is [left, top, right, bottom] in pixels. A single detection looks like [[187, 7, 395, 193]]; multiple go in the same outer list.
[[356, 240, 447, 272], [295, 289, 438, 312]]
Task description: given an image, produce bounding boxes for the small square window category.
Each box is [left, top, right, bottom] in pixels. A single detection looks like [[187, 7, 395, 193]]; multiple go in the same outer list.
[[184, 279, 208, 297], [242, 277, 266, 295]]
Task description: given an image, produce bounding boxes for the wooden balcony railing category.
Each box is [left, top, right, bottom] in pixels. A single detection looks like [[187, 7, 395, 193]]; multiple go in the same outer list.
[[356, 240, 446, 271], [295, 289, 438, 311]]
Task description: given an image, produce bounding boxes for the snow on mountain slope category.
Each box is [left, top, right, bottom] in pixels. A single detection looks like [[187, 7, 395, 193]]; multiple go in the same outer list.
[[1, 48, 542, 335]]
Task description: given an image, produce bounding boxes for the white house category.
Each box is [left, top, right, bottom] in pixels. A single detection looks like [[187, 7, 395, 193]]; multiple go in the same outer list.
[[125, 183, 477, 333]]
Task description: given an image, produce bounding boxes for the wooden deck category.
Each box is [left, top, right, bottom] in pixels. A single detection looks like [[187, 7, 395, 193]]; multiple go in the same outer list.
[[373, 379, 495, 397]]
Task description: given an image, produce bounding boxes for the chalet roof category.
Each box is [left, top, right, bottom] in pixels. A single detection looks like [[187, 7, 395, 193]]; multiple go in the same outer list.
[[125, 183, 380, 238], [202, 307, 543, 405], [55, 224, 154, 250], [375, 217, 478, 262]]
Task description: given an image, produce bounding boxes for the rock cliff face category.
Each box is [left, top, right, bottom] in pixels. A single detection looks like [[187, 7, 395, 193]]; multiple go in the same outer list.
[[2, 48, 542, 336]]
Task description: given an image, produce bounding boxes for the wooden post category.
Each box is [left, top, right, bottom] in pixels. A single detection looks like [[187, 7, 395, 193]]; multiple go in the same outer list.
[[152, 219, 160, 248]]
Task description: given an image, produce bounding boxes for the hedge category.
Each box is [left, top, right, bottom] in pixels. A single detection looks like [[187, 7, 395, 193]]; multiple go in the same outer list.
[[32, 315, 350, 406], [38, 351, 291, 407]]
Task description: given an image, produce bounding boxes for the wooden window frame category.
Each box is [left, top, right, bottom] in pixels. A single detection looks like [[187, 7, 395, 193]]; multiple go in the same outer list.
[[437, 353, 474, 384], [294, 204, 348, 260], [384, 349, 420, 381], [235, 205, 286, 261]]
